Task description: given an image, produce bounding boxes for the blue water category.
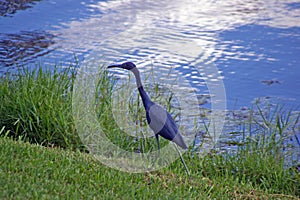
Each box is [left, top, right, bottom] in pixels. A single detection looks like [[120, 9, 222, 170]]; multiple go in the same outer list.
[[219, 25, 300, 108], [1, 0, 299, 110]]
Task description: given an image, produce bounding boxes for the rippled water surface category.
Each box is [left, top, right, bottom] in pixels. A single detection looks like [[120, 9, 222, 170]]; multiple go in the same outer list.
[[1, 0, 300, 109]]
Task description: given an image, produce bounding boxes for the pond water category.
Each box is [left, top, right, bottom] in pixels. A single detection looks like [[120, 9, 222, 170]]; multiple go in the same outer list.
[[1, 0, 299, 164], [1, 0, 300, 109]]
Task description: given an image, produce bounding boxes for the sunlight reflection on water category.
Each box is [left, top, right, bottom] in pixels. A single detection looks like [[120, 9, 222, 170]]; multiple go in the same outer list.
[[43, 0, 300, 108]]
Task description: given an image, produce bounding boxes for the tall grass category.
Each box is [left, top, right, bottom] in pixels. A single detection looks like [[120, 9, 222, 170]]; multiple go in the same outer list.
[[0, 65, 173, 152], [0, 66, 81, 149], [192, 97, 300, 196], [200, 145, 299, 196]]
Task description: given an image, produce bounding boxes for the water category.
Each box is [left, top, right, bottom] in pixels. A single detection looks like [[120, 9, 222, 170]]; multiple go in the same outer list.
[[1, 0, 299, 164], [1, 0, 300, 108]]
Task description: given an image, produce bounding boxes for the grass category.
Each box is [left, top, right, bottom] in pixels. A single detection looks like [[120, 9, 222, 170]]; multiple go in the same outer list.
[[0, 137, 299, 199], [0, 65, 299, 199], [0, 66, 81, 149]]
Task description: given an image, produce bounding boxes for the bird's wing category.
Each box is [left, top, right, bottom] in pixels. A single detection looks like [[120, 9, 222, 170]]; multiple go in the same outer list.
[[162, 112, 187, 149], [147, 104, 168, 135], [147, 104, 187, 149]]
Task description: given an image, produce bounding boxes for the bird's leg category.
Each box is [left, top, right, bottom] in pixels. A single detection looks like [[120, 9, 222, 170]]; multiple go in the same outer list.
[[151, 134, 160, 166], [173, 143, 191, 177], [155, 134, 160, 153]]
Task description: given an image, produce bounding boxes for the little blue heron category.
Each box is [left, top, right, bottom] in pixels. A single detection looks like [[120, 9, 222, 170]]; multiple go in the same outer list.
[[108, 62, 190, 176]]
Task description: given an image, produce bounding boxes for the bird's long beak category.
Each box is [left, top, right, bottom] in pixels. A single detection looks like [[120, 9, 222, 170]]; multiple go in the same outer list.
[[107, 64, 122, 69]]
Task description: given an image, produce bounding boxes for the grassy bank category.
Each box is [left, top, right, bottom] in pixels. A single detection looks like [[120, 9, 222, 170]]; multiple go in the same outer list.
[[0, 66, 299, 199], [0, 137, 299, 199]]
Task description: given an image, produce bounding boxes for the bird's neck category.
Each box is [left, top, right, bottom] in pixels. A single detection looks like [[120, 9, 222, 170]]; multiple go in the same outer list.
[[138, 86, 153, 110], [131, 67, 153, 110], [131, 67, 142, 88]]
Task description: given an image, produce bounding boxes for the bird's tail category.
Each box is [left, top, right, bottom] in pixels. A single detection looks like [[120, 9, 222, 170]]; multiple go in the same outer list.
[[172, 133, 188, 150]]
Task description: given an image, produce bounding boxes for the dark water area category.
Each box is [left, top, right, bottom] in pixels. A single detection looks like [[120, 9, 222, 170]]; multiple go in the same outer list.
[[0, 30, 55, 66], [0, 0, 299, 166], [0, 0, 40, 17], [0, 0, 99, 69]]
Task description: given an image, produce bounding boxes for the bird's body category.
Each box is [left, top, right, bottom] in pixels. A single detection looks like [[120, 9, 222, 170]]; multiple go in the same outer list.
[[108, 62, 187, 150]]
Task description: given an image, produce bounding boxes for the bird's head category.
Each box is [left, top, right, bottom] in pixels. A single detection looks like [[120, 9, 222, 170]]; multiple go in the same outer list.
[[107, 62, 136, 70]]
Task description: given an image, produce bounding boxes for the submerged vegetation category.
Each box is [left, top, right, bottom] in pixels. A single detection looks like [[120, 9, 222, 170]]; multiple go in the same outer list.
[[0, 65, 299, 199]]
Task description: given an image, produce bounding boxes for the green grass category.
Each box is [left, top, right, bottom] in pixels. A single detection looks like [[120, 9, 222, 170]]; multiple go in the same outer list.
[[0, 65, 299, 199], [0, 66, 80, 149], [0, 137, 299, 199]]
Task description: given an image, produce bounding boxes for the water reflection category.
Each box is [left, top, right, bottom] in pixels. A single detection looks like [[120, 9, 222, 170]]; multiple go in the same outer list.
[[0, 30, 55, 69], [51, 0, 300, 68], [49, 0, 300, 108], [0, 0, 40, 17], [1, 0, 299, 75]]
